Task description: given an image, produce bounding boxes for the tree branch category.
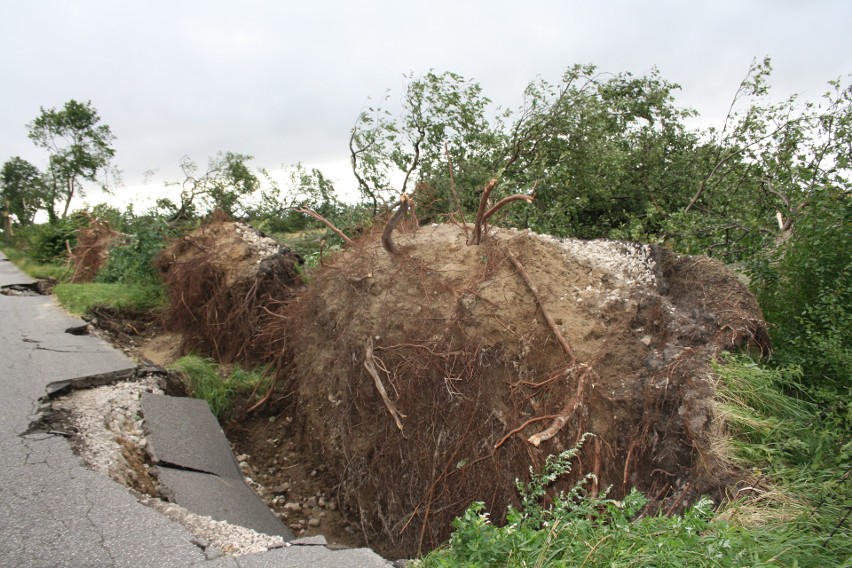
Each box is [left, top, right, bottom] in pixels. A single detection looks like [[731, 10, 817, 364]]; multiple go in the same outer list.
[[468, 178, 497, 245], [294, 207, 354, 246]]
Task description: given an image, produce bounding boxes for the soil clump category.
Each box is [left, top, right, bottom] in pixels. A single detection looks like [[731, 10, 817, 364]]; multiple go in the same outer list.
[[260, 222, 768, 558], [155, 213, 303, 363], [70, 217, 121, 283]]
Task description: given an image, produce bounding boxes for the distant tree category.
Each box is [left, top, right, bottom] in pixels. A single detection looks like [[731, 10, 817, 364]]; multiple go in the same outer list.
[[160, 152, 261, 221], [27, 100, 116, 221], [0, 156, 48, 225]]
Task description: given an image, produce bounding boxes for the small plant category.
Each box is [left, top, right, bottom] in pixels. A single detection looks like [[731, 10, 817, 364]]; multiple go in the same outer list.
[[168, 355, 270, 418]]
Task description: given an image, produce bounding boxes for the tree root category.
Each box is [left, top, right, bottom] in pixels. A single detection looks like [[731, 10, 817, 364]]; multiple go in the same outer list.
[[364, 337, 406, 431], [527, 366, 588, 446], [506, 247, 576, 361], [382, 194, 410, 255]]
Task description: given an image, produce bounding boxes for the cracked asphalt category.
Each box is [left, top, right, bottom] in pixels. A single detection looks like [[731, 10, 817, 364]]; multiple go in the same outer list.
[[0, 252, 392, 568]]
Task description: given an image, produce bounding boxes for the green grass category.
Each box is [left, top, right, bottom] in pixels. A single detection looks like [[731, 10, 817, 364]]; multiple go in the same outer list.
[[168, 355, 271, 418], [53, 282, 166, 316], [0, 245, 72, 281], [417, 355, 852, 567]]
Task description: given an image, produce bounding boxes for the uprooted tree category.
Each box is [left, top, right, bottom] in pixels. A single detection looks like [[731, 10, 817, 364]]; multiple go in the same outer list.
[[259, 220, 768, 558]]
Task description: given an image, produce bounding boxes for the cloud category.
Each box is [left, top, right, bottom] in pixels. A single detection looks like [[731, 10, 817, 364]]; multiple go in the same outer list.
[[1, 0, 850, 210]]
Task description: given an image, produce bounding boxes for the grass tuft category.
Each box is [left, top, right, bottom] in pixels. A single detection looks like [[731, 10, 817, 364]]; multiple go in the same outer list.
[[168, 355, 270, 418], [53, 282, 165, 316]]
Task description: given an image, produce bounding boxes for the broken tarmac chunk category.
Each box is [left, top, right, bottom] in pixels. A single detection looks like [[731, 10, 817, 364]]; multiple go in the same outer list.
[[154, 466, 293, 539], [141, 392, 243, 479], [141, 393, 294, 540]]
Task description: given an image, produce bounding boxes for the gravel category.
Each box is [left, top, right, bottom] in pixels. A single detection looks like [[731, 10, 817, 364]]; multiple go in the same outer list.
[[51, 374, 286, 556]]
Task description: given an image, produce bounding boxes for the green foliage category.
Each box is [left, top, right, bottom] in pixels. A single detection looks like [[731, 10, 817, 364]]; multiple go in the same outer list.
[[160, 152, 261, 220], [750, 190, 851, 388], [53, 282, 165, 316], [96, 212, 173, 286], [1, 156, 48, 225], [168, 355, 271, 418], [27, 99, 116, 220], [350, 70, 498, 216], [12, 213, 88, 263]]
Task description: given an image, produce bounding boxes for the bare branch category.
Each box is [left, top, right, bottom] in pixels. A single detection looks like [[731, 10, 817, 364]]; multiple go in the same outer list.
[[294, 207, 354, 246], [468, 178, 497, 245], [482, 188, 536, 225]]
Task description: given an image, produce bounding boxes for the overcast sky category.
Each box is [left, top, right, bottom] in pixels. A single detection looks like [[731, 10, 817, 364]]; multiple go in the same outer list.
[[2, 0, 850, 210]]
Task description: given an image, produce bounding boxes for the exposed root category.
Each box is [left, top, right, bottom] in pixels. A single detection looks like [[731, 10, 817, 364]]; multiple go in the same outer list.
[[382, 194, 410, 256], [506, 247, 576, 362], [364, 337, 407, 431], [527, 365, 588, 446]]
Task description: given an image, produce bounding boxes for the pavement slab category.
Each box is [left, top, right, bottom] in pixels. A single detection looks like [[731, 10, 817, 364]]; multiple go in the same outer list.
[[141, 393, 244, 480], [153, 467, 292, 539]]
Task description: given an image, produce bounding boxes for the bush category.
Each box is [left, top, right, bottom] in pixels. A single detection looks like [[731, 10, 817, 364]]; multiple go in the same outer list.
[[95, 214, 172, 286], [14, 214, 88, 263], [751, 190, 851, 388]]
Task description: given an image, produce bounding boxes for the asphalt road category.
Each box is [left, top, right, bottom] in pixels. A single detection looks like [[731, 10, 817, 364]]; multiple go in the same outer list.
[[0, 251, 391, 568]]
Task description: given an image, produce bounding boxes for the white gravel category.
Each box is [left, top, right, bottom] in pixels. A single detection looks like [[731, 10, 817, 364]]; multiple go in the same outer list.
[[234, 222, 286, 261], [52, 376, 286, 556]]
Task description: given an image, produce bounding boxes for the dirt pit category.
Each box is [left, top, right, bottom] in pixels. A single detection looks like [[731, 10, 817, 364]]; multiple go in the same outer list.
[[252, 222, 768, 558]]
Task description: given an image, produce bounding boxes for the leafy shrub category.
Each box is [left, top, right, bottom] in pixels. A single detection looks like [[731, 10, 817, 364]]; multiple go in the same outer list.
[[14, 214, 87, 263], [96, 213, 173, 286], [751, 190, 851, 388]]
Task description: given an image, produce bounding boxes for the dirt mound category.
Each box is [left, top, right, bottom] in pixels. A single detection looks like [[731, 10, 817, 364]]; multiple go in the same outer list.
[[156, 214, 303, 363], [264, 223, 768, 558], [70, 218, 121, 282]]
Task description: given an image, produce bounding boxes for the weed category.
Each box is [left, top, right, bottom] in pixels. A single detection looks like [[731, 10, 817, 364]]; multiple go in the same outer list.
[[168, 355, 270, 418]]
